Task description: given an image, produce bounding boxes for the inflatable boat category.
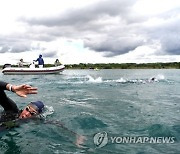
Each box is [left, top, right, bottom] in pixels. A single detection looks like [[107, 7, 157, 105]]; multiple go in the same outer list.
[[2, 64, 65, 75]]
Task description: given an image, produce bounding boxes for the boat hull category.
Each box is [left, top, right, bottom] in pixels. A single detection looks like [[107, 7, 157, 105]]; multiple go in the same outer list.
[[2, 65, 65, 75]]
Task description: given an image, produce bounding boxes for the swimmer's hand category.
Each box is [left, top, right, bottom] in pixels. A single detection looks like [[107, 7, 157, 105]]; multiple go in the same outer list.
[[13, 84, 38, 97]]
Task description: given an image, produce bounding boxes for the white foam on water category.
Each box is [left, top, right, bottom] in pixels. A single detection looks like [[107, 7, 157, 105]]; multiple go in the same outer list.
[[60, 98, 94, 109], [41, 106, 54, 118], [86, 75, 102, 83], [116, 77, 127, 83], [156, 74, 165, 80]]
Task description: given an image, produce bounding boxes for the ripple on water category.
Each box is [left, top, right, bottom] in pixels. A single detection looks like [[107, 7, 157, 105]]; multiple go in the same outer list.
[[73, 115, 108, 130]]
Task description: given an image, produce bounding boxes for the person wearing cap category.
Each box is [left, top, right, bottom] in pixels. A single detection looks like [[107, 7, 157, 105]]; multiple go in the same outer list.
[[0, 81, 39, 121], [19, 101, 44, 119], [34, 54, 44, 68], [0, 81, 85, 147]]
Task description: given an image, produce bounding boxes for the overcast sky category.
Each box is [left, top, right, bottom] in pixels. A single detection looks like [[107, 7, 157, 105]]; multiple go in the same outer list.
[[0, 0, 180, 64]]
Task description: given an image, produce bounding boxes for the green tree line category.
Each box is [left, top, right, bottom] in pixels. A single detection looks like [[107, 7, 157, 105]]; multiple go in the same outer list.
[[0, 62, 179, 69], [64, 62, 180, 69]]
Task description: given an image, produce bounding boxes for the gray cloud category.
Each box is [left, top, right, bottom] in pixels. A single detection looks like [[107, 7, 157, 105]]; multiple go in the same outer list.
[[20, 0, 136, 27], [0, 36, 32, 53], [43, 51, 57, 58], [84, 36, 144, 56], [145, 10, 180, 55], [11, 43, 31, 53], [0, 31, 56, 54], [0, 46, 10, 53], [2, 0, 180, 57], [18, 0, 144, 56]]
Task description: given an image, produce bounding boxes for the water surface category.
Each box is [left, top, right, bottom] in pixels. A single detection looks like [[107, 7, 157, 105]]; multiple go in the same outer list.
[[0, 69, 180, 154]]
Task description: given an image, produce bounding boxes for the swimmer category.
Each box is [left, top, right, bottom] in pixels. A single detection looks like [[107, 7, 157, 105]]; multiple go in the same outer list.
[[0, 81, 86, 147]]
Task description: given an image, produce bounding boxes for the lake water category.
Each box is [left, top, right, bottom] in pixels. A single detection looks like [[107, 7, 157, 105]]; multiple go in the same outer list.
[[0, 69, 180, 154]]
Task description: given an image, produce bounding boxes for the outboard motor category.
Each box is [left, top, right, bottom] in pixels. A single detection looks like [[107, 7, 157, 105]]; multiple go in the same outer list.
[[3, 64, 11, 69]]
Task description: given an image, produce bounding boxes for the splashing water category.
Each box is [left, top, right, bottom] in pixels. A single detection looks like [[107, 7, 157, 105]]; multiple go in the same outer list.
[[116, 77, 127, 83], [156, 74, 165, 80], [86, 75, 102, 83], [40, 106, 54, 118]]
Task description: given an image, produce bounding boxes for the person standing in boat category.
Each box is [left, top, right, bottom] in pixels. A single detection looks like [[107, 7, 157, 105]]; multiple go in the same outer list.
[[34, 54, 44, 68]]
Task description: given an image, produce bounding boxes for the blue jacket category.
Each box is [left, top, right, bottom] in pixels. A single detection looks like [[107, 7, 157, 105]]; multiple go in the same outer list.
[[36, 57, 44, 65]]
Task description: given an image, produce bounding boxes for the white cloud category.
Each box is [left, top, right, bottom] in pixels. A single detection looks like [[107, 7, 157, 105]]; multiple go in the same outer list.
[[0, 0, 180, 65]]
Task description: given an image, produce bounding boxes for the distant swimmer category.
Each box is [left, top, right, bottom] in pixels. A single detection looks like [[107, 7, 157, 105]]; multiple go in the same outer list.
[[151, 77, 155, 81], [148, 77, 158, 83]]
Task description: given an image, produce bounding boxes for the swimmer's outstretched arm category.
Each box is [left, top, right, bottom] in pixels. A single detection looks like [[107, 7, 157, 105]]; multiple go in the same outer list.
[[6, 83, 38, 97]]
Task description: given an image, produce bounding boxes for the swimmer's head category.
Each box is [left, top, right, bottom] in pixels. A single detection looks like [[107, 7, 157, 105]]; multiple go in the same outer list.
[[151, 77, 156, 81], [19, 101, 44, 119]]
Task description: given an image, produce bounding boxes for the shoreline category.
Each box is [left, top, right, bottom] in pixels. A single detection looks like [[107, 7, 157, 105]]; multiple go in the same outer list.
[[0, 62, 179, 69]]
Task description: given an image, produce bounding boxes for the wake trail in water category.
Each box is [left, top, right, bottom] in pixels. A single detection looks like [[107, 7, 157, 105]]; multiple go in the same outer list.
[[86, 75, 102, 83], [61, 74, 171, 85]]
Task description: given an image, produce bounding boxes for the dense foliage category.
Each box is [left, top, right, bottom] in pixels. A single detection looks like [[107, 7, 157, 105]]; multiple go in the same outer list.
[[64, 62, 180, 69]]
